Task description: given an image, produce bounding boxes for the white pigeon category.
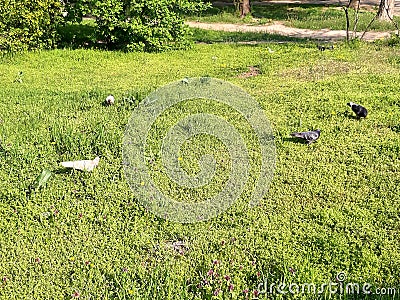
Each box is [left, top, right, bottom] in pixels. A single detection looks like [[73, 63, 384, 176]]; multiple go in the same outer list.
[[61, 156, 100, 171], [105, 95, 115, 105]]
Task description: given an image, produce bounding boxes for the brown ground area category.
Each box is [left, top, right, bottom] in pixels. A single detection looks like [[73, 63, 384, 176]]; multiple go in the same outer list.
[[186, 0, 399, 42]]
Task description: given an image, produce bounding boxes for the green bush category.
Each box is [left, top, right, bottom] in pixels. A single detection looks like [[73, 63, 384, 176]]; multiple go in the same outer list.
[[65, 0, 210, 51], [0, 0, 64, 52]]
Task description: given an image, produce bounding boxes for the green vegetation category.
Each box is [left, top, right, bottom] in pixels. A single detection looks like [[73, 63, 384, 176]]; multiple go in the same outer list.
[[0, 0, 209, 53], [0, 39, 399, 298], [0, 0, 64, 51], [63, 0, 209, 52], [187, 4, 400, 32], [189, 27, 307, 43]]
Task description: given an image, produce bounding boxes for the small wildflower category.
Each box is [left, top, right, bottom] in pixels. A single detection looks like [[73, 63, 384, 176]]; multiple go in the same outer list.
[[178, 157, 183, 161], [70, 257, 75, 261], [35, 258, 41, 263], [224, 275, 231, 281], [122, 267, 128, 272], [243, 289, 249, 294], [213, 288, 221, 296], [253, 290, 259, 297], [251, 260, 256, 266], [229, 284, 234, 292], [140, 181, 145, 186], [53, 209, 59, 215], [128, 290, 134, 295], [239, 265, 243, 270], [257, 271, 261, 277], [85, 261, 90, 266], [2, 277, 7, 283], [207, 269, 214, 276], [213, 260, 219, 265], [72, 291, 80, 298], [221, 240, 226, 246], [289, 267, 295, 274], [78, 213, 83, 218]]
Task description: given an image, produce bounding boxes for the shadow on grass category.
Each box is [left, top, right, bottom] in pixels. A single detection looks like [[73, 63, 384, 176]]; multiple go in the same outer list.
[[282, 137, 310, 144], [189, 28, 308, 43], [54, 167, 75, 175]]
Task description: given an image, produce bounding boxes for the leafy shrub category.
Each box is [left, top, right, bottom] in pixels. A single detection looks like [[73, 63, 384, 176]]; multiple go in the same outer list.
[[65, 0, 210, 51], [0, 0, 64, 52]]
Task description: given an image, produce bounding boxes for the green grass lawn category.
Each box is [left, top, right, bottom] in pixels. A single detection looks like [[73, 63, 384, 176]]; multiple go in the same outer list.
[[187, 4, 400, 32], [1, 40, 400, 299]]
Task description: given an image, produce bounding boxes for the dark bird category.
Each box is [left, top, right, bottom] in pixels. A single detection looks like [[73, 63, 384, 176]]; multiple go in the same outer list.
[[347, 102, 368, 118], [291, 129, 321, 144], [317, 44, 334, 51]]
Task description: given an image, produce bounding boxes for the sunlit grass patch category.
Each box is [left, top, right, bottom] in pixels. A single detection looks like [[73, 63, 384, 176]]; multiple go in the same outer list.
[[0, 41, 399, 298]]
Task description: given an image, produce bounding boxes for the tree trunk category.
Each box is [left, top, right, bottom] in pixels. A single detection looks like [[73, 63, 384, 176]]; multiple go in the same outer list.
[[240, 0, 251, 18], [377, 0, 395, 21], [348, 0, 360, 9]]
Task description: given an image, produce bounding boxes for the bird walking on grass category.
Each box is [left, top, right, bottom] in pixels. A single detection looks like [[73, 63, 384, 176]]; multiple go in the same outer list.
[[347, 102, 367, 118], [291, 129, 321, 144], [317, 44, 334, 51], [105, 95, 115, 105]]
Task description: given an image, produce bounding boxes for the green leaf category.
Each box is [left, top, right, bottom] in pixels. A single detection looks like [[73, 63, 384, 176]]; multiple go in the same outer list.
[[32, 169, 52, 190]]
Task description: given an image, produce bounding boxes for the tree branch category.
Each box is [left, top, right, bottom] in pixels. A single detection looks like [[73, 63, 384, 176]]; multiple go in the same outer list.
[[352, 0, 361, 38]]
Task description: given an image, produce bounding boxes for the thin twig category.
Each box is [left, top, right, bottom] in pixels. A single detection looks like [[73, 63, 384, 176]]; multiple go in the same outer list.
[[343, 6, 350, 41], [352, 0, 361, 39], [361, 11, 378, 39]]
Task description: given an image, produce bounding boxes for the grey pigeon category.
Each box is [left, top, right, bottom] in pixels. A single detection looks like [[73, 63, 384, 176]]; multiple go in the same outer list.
[[347, 102, 367, 118], [291, 129, 321, 144]]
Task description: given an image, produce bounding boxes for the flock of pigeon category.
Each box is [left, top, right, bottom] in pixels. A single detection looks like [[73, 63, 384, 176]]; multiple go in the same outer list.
[[290, 102, 368, 144], [104, 94, 368, 146]]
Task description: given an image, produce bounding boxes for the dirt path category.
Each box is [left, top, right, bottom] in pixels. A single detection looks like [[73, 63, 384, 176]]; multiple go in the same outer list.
[[212, 0, 400, 15], [186, 21, 396, 41]]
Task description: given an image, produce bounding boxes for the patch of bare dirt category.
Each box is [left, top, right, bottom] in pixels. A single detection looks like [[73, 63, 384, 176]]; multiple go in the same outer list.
[[186, 21, 395, 41], [238, 66, 261, 78], [277, 60, 354, 80]]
